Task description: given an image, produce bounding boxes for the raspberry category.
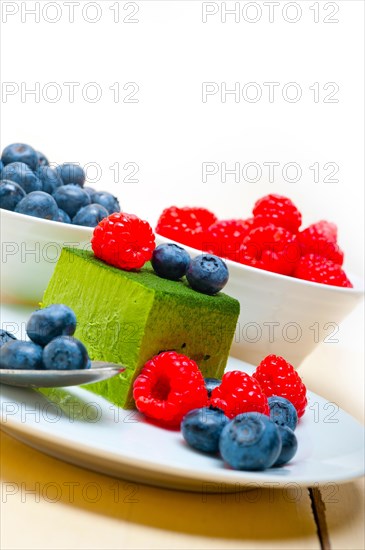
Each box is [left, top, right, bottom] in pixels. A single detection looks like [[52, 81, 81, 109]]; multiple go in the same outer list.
[[155, 206, 217, 249], [91, 212, 155, 271], [253, 355, 307, 418], [298, 223, 343, 265], [133, 351, 208, 428], [202, 218, 254, 261], [294, 254, 352, 288], [238, 224, 300, 276], [309, 220, 337, 243], [253, 194, 302, 233], [210, 370, 270, 419]]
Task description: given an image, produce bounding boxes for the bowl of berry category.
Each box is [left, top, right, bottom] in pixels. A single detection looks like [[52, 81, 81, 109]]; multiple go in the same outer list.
[[0, 143, 121, 304], [154, 197, 364, 367]]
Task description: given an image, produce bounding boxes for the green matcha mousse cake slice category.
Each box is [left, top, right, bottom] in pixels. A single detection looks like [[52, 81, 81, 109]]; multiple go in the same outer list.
[[42, 248, 240, 408]]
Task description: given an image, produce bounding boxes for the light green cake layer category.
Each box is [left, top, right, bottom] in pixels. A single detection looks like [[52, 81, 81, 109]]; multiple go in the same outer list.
[[42, 248, 240, 408]]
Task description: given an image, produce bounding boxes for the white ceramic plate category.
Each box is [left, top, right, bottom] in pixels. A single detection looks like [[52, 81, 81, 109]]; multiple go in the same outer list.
[[1, 356, 364, 492]]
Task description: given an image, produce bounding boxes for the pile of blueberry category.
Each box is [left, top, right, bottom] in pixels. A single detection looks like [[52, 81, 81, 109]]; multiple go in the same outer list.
[[0, 304, 90, 371], [0, 143, 120, 227], [151, 242, 229, 295], [181, 393, 298, 470]]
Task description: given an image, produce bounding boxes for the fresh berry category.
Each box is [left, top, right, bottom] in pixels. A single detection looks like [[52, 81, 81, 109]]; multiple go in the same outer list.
[[84, 186, 96, 199], [0, 180, 26, 211], [253, 194, 302, 233], [90, 191, 120, 215], [219, 412, 282, 471], [2, 162, 42, 193], [294, 254, 352, 288], [210, 370, 269, 419], [298, 224, 344, 265], [1, 143, 38, 171], [253, 355, 307, 418], [306, 220, 337, 243], [133, 351, 208, 428], [268, 396, 298, 431], [273, 425, 298, 466], [42, 336, 89, 370], [239, 224, 300, 276], [56, 163, 85, 187], [0, 340, 43, 370], [52, 184, 91, 218], [26, 304, 77, 347], [186, 254, 229, 295], [155, 206, 217, 249], [36, 166, 63, 195], [181, 407, 229, 454], [92, 212, 155, 270], [15, 191, 59, 220], [0, 160, 3, 177], [72, 203, 109, 227], [151, 243, 191, 280], [36, 150, 49, 167], [0, 329, 17, 348], [57, 209, 71, 224], [202, 219, 254, 261], [204, 377, 221, 397]]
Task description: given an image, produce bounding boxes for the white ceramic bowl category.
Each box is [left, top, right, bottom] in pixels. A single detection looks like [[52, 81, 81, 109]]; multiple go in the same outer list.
[[156, 234, 364, 367], [1, 208, 363, 368], [1, 209, 93, 305]]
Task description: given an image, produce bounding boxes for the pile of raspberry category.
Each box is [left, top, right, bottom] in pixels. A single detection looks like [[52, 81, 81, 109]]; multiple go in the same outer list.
[[132, 351, 307, 427], [155, 195, 352, 288]]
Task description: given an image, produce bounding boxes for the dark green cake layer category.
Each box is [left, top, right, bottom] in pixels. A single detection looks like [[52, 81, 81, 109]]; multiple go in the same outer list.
[[42, 248, 240, 408]]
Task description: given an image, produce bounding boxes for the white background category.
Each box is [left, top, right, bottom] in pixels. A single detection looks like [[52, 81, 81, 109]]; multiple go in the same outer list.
[[1, 0, 364, 278]]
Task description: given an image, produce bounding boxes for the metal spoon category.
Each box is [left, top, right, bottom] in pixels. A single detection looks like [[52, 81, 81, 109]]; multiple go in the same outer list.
[[0, 361, 125, 388]]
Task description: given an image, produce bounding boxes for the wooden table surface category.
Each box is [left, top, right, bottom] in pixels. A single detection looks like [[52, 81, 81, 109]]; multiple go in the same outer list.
[[1, 303, 364, 550]]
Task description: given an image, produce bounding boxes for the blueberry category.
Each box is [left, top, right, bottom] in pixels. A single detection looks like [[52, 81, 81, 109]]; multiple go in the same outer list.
[[36, 150, 49, 167], [56, 163, 85, 187], [0, 180, 26, 211], [36, 166, 63, 194], [26, 304, 77, 346], [219, 413, 282, 471], [0, 160, 3, 177], [52, 184, 91, 218], [15, 191, 59, 220], [0, 340, 43, 370], [83, 186, 96, 199], [273, 425, 298, 467], [42, 336, 89, 370], [1, 143, 38, 171], [181, 407, 229, 454], [204, 377, 221, 397], [2, 162, 42, 193], [186, 254, 229, 295], [91, 191, 120, 215], [151, 243, 191, 281], [57, 209, 71, 224], [0, 329, 17, 348], [72, 203, 108, 227], [268, 396, 298, 431]]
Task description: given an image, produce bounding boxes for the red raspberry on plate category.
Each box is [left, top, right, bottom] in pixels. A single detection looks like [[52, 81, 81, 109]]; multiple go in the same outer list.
[[91, 212, 155, 271], [253, 355, 307, 418], [308, 220, 338, 243], [133, 351, 208, 428], [298, 223, 343, 265], [238, 224, 300, 276], [253, 194, 302, 233], [210, 370, 269, 419], [155, 206, 217, 249], [294, 254, 352, 288], [202, 218, 254, 261]]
